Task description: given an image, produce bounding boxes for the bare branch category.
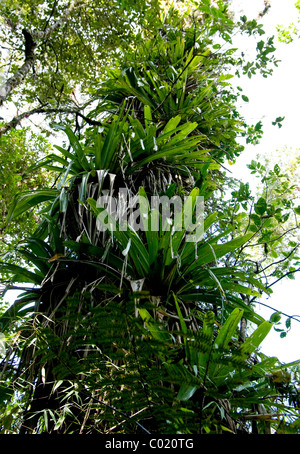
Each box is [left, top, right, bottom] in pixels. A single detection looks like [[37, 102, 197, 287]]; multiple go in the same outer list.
[[266, 267, 300, 290], [260, 243, 300, 275], [257, 1, 271, 20], [0, 108, 41, 136]]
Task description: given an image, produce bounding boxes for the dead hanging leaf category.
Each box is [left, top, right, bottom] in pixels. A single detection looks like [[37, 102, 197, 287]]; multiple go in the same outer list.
[[41, 366, 46, 385], [48, 253, 65, 262]]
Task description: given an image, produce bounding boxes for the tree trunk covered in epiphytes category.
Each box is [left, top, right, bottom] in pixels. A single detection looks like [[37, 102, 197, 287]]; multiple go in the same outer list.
[[1, 3, 298, 435]]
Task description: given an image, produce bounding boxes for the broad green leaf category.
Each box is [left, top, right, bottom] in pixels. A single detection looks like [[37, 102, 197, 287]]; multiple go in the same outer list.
[[162, 115, 182, 135], [254, 197, 267, 216], [164, 122, 198, 147], [220, 282, 261, 297], [270, 312, 281, 324], [144, 105, 154, 135], [252, 356, 279, 375], [218, 74, 234, 83], [236, 320, 273, 360]]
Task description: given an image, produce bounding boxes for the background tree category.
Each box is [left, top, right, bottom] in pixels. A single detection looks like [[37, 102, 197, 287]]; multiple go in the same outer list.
[[0, 0, 160, 135], [276, 0, 300, 43]]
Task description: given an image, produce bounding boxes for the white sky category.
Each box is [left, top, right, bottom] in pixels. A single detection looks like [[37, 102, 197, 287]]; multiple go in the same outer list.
[[230, 0, 300, 363]]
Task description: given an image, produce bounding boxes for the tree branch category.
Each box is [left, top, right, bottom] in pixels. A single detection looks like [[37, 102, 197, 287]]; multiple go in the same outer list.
[[266, 267, 300, 290], [0, 29, 37, 106]]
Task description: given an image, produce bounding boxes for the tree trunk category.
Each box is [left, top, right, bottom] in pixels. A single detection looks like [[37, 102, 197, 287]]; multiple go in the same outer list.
[[0, 0, 83, 106]]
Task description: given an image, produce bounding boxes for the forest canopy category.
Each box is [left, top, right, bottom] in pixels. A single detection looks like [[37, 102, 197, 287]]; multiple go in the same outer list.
[[0, 0, 300, 435]]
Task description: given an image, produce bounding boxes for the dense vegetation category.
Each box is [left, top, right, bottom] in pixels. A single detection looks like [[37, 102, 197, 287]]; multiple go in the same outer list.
[[0, 0, 300, 434]]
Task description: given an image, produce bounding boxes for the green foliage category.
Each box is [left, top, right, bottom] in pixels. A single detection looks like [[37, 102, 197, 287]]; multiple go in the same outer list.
[[0, 1, 299, 435], [276, 0, 300, 44], [90, 27, 246, 163], [243, 156, 300, 282], [0, 127, 51, 253], [3, 290, 298, 434]]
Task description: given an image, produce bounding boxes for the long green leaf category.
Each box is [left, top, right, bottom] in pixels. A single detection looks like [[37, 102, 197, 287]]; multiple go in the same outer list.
[[7, 190, 59, 221], [87, 198, 150, 277], [198, 311, 215, 371], [0, 296, 38, 332], [18, 249, 50, 276], [138, 187, 159, 265], [52, 146, 75, 161], [173, 293, 191, 362], [22, 238, 54, 258]]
